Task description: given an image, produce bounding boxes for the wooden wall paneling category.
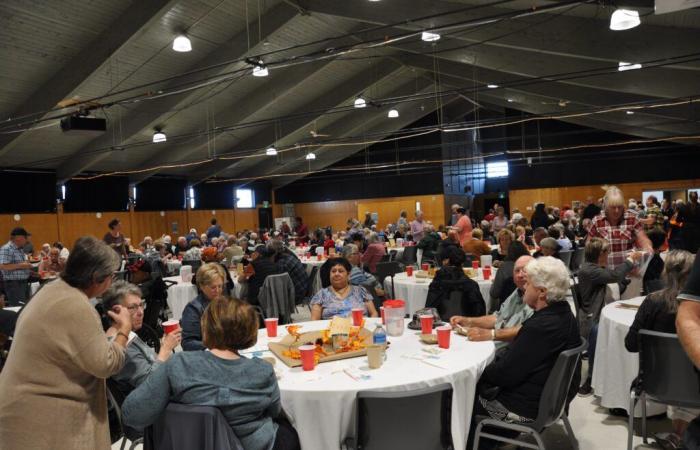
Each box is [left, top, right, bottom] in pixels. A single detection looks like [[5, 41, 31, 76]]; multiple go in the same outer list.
[[164, 210, 188, 237], [131, 212, 169, 242], [234, 208, 259, 231], [60, 212, 132, 249], [186, 209, 235, 238], [0, 213, 60, 251], [358, 194, 445, 230], [295, 200, 358, 231], [508, 178, 700, 216]]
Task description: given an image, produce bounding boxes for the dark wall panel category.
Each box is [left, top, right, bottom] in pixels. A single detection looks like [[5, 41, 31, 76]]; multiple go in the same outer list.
[[64, 177, 129, 212], [135, 178, 187, 211], [0, 171, 56, 213]]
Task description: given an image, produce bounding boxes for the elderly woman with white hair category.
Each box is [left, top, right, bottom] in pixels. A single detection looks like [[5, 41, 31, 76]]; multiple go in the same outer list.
[[468, 257, 580, 445]]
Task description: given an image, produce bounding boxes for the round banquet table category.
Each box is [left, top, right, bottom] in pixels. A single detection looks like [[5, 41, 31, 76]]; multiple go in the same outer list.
[[245, 318, 495, 450], [385, 270, 493, 315], [164, 271, 244, 320], [591, 296, 666, 417]]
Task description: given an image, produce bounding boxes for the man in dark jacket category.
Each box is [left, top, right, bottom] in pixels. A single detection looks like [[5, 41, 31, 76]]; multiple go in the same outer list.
[[576, 237, 641, 396], [417, 223, 441, 262], [238, 245, 279, 306]]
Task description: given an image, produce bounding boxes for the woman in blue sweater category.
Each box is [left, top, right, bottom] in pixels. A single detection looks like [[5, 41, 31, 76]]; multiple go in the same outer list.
[[122, 296, 299, 450]]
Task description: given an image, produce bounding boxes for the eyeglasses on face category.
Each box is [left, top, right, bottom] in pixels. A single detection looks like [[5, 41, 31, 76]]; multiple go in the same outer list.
[[125, 301, 146, 312]]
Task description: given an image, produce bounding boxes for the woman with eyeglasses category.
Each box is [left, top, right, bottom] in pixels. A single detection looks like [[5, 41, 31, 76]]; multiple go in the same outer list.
[[104, 281, 181, 397], [0, 236, 132, 450]]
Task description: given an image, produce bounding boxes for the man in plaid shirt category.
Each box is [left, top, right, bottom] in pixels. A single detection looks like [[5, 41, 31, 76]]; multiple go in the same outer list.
[[268, 239, 309, 304], [588, 187, 653, 269], [0, 228, 34, 305]]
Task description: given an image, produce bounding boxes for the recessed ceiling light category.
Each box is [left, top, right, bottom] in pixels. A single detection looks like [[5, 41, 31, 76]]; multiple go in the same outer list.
[[618, 61, 642, 71], [354, 95, 367, 108], [610, 9, 640, 31], [172, 34, 192, 52], [388, 109, 399, 118], [265, 145, 277, 156], [421, 31, 441, 42], [252, 61, 269, 77], [487, 84, 499, 89], [305, 152, 316, 160], [152, 129, 166, 143]]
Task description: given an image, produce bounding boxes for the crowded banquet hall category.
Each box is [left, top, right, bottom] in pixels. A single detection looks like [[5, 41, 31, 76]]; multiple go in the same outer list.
[[2, 1, 700, 449]]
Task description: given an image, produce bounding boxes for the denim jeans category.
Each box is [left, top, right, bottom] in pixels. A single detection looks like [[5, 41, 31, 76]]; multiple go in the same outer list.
[[586, 322, 599, 382]]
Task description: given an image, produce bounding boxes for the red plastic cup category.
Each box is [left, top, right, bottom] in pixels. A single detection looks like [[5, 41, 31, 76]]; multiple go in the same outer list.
[[437, 325, 451, 349], [317, 254, 322, 261], [482, 266, 492, 280], [406, 266, 414, 277], [264, 318, 279, 338], [421, 263, 429, 271], [380, 306, 385, 325], [472, 261, 479, 269], [419, 314, 434, 335], [351, 308, 364, 327], [299, 345, 316, 371], [162, 320, 180, 335]]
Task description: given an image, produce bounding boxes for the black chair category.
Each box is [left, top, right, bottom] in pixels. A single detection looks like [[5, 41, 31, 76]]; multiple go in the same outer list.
[[389, 250, 398, 261], [181, 260, 202, 274], [570, 247, 585, 273], [374, 262, 401, 299], [107, 379, 143, 450], [473, 338, 587, 450], [344, 383, 453, 450], [437, 290, 466, 322], [401, 246, 418, 266], [144, 403, 244, 450], [627, 330, 700, 450], [462, 253, 475, 268], [299, 265, 319, 311], [378, 254, 391, 263], [558, 250, 573, 269]]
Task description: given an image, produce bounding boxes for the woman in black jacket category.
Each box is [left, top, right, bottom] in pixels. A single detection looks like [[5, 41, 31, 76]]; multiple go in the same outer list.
[[425, 246, 485, 321], [468, 257, 580, 449], [530, 203, 551, 230]]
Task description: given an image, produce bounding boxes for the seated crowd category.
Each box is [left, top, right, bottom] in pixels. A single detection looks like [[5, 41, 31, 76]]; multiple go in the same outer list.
[[0, 184, 699, 449]]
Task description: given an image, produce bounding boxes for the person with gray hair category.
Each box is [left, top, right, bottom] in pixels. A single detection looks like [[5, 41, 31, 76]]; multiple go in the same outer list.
[[0, 236, 132, 450], [468, 256, 580, 444], [103, 281, 181, 397], [624, 250, 696, 446], [410, 210, 426, 242], [342, 244, 385, 298], [588, 185, 652, 269], [221, 235, 244, 265], [360, 231, 386, 273]]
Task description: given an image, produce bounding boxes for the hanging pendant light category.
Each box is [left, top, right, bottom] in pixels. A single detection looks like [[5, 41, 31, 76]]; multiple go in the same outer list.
[[152, 129, 166, 143], [354, 95, 367, 108], [387, 109, 399, 118], [421, 31, 441, 42], [265, 145, 277, 156], [305, 152, 316, 160], [610, 9, 640, 31], [252, 61, 269, 77], [172, 34, 192, 52]]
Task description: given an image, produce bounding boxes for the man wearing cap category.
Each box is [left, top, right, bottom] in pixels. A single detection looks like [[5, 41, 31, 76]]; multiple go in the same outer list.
[[0, 228, 33, 305]]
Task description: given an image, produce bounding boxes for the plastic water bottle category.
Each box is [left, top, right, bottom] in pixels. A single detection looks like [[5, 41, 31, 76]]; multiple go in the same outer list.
[[373, 323, 387, 346]]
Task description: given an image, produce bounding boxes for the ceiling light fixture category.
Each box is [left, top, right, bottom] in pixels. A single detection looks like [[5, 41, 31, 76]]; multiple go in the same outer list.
[[388, 109, 399, 118], [354, 95, 367, 108], [252, 61, 269, 77], [626, 110, 635, 115], [421, 31, 441, 42], [507, 98, 514, 103], [618, 61, 642, 71], [265, 145, 277, 156], [152, 129, 166, 143], [305, 152, 316, 160], [610, 9, 641, 31], [172, 34, 192, 52], [487, 84, 499, 89]]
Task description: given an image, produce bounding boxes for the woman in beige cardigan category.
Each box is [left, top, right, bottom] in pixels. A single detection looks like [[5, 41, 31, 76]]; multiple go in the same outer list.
[[0, 236, 132, 450]]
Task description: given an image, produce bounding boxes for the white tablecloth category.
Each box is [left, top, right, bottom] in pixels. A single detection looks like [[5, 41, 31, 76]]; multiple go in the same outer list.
[[384, 271, 493, 315], [246, 318, 495, 450], [165, 259, 182, 275], [165, 272, 244, 320], [30, 282, 40, 297], [591, 296, 666, 417]]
